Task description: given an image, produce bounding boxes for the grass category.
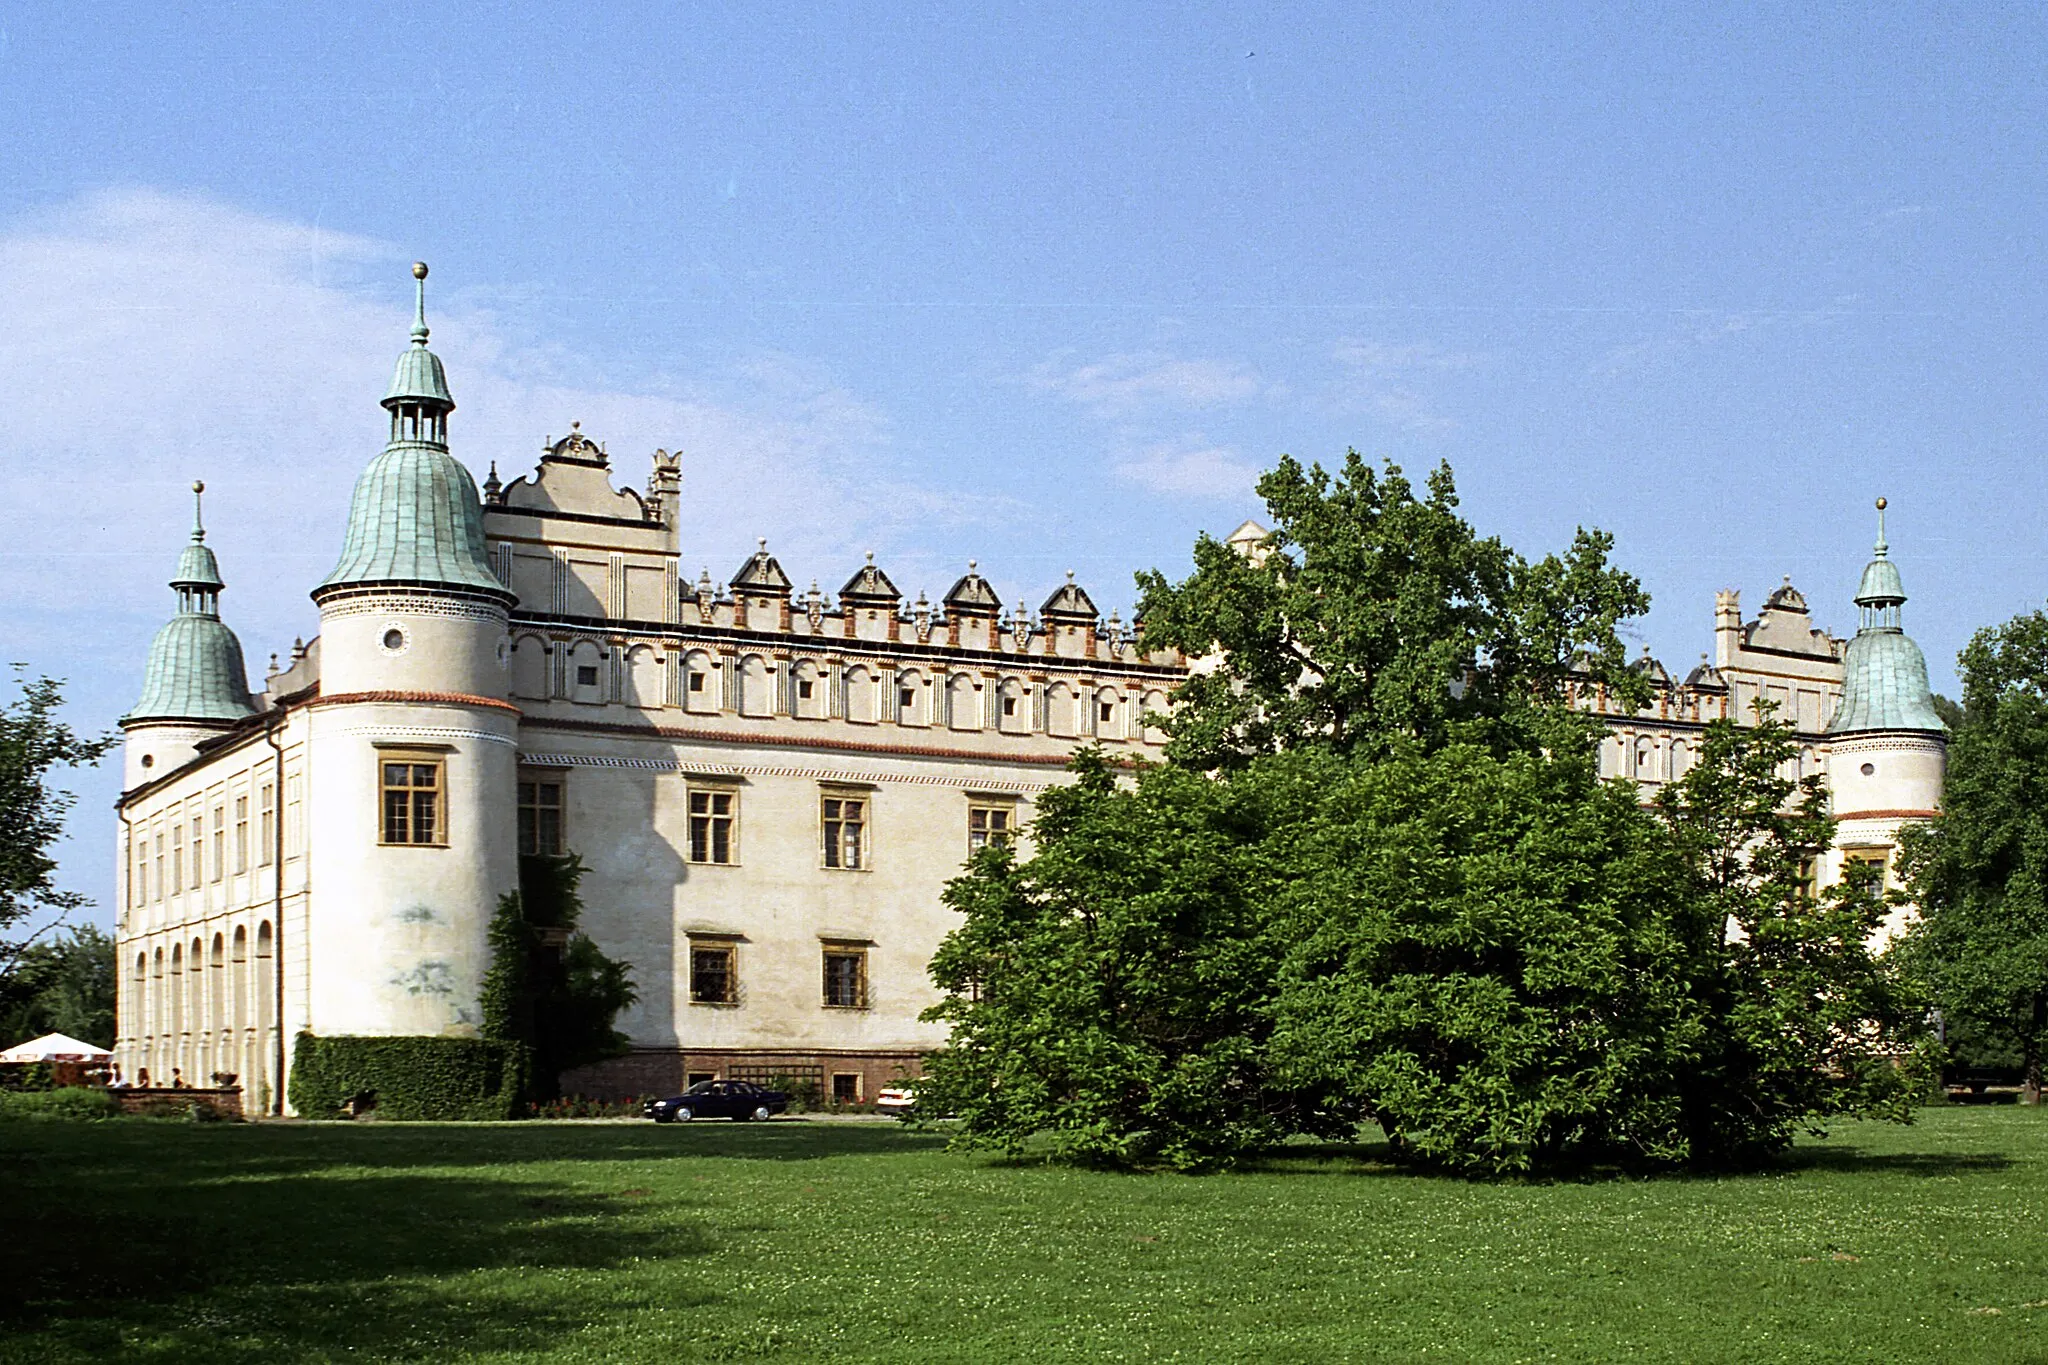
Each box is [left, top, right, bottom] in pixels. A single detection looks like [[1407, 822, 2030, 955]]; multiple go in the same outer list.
[[1, 1108, 2045, 1362]]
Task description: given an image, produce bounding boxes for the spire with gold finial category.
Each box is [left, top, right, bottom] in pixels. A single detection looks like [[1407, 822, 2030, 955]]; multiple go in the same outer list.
[[1830, 495, 1942, 734]]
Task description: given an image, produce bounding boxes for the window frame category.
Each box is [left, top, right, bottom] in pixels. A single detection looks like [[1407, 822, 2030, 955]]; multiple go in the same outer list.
[[377, 750, 448, 848], [967, 800, 1016, 856], [210, 805, 226, 882], [258, 782, 276, 866], [821, 943, 869, 1009], [687, 784, 740, 865], [687, 937, 740, 1006], [820, 790, 869, 871], [517, 773, 567, 857]]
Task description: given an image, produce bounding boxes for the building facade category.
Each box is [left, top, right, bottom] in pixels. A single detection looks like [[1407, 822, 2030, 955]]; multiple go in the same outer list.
[[111, 269, 1947, 1111]]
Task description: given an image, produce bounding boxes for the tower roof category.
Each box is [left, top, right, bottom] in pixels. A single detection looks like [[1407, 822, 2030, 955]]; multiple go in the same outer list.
[[317, 265, 509, 603], [1828, 497, 1944, 735], [127, 481, 257, 726], [383, 263, 454, 410]]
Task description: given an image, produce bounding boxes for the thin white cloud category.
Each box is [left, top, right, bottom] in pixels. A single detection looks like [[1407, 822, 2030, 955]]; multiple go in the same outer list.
[[0, 188, 977, 669], [1029, 351, 1263, 417], [1114, 439, 1263, 500], [1327, 338, 1480, 434]]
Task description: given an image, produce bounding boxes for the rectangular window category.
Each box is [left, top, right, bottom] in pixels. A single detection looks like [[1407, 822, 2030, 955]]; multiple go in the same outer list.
[[259, 783, 276, 866], [286, 775, 304, 857], [822, 795, 866, 870], [576, 664, 600, 687], [968, 803, 1014, 854], [688, 787, 737, 864], [798, 679, 814, 700], [689, 943, 737, 1004], [517, 778, 565, 857], [134, 845, 148, 907], [211, 806, 225, 881], [822, 946, 868, 1008], [172, 840, 184, 895], [190, 818, 205, 887], [1003, 696, 1017, 717], [380, 756, 444, 846], [234, 796, 249, 874], [688, 671, 705, 693], [832, 1072, 861, 1104], [154, 832, 166, 901]]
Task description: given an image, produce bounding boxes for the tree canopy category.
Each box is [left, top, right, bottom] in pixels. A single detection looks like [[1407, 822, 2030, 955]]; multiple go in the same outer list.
[[1133, 454, 1649, 768]]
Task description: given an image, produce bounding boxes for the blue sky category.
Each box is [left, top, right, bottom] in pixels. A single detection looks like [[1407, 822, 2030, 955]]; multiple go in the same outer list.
[[5, 4, 2047, 925]]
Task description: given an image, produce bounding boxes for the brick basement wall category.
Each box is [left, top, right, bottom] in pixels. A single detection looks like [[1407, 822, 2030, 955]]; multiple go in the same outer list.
[[561, 1048, 925, 1103]]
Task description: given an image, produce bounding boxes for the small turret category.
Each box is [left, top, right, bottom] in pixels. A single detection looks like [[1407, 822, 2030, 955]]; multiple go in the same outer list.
[[123, 482, 259, 788], [1828, 497, 1944, 735]]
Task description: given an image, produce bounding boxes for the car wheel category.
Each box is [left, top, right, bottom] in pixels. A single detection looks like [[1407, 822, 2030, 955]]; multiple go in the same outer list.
[[750, 1104, 773, 1122], [673, 1106, 694, 1122]]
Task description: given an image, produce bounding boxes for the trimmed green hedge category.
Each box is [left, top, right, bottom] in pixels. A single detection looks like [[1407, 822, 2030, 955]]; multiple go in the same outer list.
[[289, 1033, 525, 1121]]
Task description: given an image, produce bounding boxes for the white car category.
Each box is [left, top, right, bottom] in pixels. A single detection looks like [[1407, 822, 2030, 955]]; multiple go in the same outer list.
[[874, 1082, 923, 1114]]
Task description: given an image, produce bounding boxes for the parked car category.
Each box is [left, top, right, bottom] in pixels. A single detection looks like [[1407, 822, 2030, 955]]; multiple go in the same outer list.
[[874, 1081, 924, 1116], [644, 1080, 789, 1123]]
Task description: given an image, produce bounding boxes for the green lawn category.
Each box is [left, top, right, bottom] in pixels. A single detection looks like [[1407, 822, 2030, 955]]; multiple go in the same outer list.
[[1, 1107, 2045, 1363]]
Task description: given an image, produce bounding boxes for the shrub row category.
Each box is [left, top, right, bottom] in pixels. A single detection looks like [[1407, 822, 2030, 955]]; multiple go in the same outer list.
[[0, 1086, 121, 1121], [289, 1033, 525, 1121]]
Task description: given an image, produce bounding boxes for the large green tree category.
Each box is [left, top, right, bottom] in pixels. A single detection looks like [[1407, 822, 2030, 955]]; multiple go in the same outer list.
[[0, 675, 114, 980], [925, 455, 1924, 1173], [1898, 611, 2048, 1104]]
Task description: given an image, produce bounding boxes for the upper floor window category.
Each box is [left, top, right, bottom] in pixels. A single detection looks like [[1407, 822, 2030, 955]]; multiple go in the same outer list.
[[258, 783, 276, 865], [822, 794, 867, 870], [967, 802, 1014, 855], [233, 796, 249, 874], [822, 944, 868, 1009], [690, 940, 738, 1004], [689, 787, 738, 864], [518, 777, 565, 857], [380, 755, 445, 846], [210, 806, 226, 882]]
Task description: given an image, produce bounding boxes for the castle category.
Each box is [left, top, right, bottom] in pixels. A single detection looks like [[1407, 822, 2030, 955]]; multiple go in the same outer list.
[[111, 267, 1947, 1112]]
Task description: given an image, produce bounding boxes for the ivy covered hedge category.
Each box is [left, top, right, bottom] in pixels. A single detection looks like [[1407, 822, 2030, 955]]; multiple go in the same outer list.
[[289, 1033, 525, 1121]]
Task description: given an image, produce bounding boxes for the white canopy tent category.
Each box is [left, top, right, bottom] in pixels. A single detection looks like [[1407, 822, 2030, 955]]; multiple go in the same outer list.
[[0, 1033, 112, 1063]]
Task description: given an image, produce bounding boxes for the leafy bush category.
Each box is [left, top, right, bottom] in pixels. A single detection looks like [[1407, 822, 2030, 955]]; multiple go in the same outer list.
[[289, 1034, 525, 1121], [0, 1085, 119, 1121]]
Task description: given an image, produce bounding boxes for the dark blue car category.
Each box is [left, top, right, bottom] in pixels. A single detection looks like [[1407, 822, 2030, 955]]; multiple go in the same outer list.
[[644, 1079, 789, 1123]]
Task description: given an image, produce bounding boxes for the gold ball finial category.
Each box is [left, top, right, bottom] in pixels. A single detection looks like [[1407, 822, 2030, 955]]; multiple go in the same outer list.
[[412, 261, 429, 280], [192, 479, 204, 494], [1875, 496, 1887, 511]]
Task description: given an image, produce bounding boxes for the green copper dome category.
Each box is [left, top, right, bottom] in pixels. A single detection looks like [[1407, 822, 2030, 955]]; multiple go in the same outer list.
[[317, 443, 506, 597], [128, 483, 258, 725], [130, 616, 259, 723], [315, 264, 509, 603], [1828, 498, 1944, 735]]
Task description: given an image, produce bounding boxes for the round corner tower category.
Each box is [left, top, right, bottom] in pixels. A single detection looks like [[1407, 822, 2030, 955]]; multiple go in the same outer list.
[[1823, 497, 1947, 921], [305, 263, 519, 1041]]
